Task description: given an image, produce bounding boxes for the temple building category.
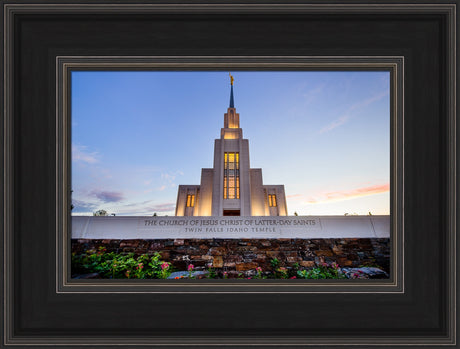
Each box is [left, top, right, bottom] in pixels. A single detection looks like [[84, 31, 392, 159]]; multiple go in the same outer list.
[[175, 75, 287, 217]]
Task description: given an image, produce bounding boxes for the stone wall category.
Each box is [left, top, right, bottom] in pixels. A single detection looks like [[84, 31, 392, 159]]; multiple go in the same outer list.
[[72, 238, 390, 274]]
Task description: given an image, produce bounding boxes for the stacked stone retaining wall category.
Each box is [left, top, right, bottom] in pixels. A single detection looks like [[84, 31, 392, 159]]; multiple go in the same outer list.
[[72, 238, 390, 274]]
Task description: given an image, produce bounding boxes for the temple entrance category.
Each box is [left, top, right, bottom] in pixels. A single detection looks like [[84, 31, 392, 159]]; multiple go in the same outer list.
[[223, 210, 240, 216]]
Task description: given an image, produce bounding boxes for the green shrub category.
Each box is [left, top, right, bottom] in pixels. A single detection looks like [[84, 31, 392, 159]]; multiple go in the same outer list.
[[270, 257, 280, 269], [71, 249, 172, 279], [297, 262, 346, 279]]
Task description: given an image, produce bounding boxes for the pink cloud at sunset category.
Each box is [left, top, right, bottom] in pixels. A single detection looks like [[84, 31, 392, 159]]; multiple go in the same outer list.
[[305, 183, 390, 204], [90, 190, 124, 203], [286, 194, 302, 199], [72, 144, 99, 164]]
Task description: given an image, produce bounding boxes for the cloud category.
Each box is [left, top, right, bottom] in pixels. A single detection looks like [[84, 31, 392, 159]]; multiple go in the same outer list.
[[161, 170, 183, 183], [157, 170, 185, 188], [148, 203, 176, 212], [348, 90, 389, 113], [115, 201, 176, 215], [122, 200, 145, 207], [71, 195, 176, 215], [319, 115, 350, 134], [319, 90, 389, 134], [287, 194, 302, 199], [71, 199, 98, 213], [303, 83, 326, 105], [90, 190, 124, 203], [305, 183, 390, 204], [72, 144, 99, 164]]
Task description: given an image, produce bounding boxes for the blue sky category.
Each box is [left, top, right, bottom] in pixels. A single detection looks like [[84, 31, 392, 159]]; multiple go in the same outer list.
[[71, 71, 390, 216]]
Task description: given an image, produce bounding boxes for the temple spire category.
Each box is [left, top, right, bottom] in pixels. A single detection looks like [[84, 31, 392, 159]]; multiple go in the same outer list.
[[229, 73, 234, 108]]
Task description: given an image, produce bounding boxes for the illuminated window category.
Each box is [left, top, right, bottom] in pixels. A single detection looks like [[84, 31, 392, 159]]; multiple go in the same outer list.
[[224, 152, 240, 199], [268, 194, 277, 207], [186, 194, 195, 207]]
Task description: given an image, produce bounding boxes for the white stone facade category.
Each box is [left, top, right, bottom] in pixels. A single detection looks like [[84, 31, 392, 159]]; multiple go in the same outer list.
[[175, 83, 287, 217], [72, 216, 390, 239]]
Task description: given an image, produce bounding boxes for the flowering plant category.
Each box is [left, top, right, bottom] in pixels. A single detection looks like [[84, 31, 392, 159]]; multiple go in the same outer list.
[[276, 267, 289, 279], [255, 266, 264, 279], [206, 263, 217, 279], [72, 250, 173, 279], [297, 263, 346, 279], [158, 262, 170, 279], [187, 264, 194, 279], [134, 262, 145, 278]]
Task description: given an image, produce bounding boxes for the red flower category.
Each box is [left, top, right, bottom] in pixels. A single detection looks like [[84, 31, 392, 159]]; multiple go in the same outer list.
[[161, 263, 169, 270]]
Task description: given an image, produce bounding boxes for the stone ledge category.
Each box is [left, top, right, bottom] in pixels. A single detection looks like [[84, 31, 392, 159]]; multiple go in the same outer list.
[[71, 238, 390, 275]]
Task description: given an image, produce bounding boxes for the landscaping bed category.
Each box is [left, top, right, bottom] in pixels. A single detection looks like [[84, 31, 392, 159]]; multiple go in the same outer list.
[[72, 245, 389, 280]]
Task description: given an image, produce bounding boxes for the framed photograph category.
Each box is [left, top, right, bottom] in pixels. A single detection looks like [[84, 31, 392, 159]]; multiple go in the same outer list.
[[65, 61, 397, 288], [2, 1, 457, 347]]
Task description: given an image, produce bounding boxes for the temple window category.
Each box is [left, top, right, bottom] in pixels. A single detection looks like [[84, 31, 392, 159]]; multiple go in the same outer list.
[[268, 194, 277, 207], [224, 152, 240, 199], [186, 194, 195, 207]]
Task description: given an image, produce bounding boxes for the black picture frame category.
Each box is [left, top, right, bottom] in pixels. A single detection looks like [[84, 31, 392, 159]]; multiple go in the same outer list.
[[2, 1, 457, 347], [59, 56, 401, 293]]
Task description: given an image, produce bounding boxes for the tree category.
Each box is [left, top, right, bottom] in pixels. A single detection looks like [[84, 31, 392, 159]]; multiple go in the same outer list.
[[153, 213, 157, 216], [94, 209, 108, 216], [294, 212, 299, 216]]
